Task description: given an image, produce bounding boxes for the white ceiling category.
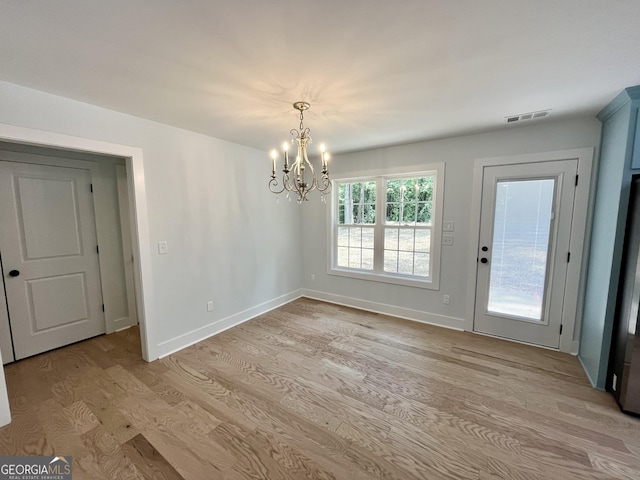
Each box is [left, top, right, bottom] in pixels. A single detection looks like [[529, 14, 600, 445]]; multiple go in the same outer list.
[[1, 0, 639, 154]]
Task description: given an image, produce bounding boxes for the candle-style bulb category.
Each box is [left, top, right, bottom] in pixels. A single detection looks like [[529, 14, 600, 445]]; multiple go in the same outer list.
[[270, 149, 277, 175], [283, 142, 289, 151], [320, 143, 326, 153]]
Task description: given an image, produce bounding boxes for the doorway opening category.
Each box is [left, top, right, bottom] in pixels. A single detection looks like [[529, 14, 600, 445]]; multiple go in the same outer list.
[[0, 124, 153, 363]]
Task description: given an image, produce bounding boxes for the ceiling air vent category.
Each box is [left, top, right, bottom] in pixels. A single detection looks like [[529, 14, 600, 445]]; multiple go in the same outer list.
[[505, 110, 551, 123]]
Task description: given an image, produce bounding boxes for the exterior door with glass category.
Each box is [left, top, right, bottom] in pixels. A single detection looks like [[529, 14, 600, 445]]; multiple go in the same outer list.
[[474, 160, 578, 348]]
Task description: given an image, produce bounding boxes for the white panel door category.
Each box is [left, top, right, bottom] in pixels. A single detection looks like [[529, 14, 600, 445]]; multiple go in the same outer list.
[[474, 160, 578, 348], [0, 161, 104, 360]]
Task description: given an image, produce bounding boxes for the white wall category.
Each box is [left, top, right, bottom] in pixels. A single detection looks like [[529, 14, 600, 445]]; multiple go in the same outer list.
[[0, 80, 302, 355], [302, 117, 601, 336]]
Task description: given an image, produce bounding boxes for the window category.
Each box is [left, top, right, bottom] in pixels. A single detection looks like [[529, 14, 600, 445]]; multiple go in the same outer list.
[[336, 181, 376, 271], [329, 165, 444, 289]]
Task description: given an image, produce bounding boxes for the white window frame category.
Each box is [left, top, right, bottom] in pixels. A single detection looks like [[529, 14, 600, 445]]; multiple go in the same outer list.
[[327, 163, 444, 290]]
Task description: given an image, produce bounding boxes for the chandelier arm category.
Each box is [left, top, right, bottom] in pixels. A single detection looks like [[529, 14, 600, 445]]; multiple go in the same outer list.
[[316, 172, 332, 193], [302, 154, 318, 194], [292, 179, 306, 202], [284, 172, 296, 192], [269, 172, 298, 194], [293, 177, 307, 201], [268, 176, 286, 194]]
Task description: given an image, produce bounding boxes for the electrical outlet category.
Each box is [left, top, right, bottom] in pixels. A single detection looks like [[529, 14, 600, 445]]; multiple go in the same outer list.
[[443, 295, 450, 305], [207, 301, 214, 312], [443, 235, 454, 246], [612, 373, 618, 391]]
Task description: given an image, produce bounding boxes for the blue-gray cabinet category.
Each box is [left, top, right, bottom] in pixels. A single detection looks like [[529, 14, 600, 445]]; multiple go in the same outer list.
[[580, 86, 640, 389]]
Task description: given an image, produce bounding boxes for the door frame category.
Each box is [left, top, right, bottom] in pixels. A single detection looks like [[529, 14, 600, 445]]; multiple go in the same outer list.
[[0, 123, 156, 362], [115, 164, 138, 332], [465, 148, 594, 353]]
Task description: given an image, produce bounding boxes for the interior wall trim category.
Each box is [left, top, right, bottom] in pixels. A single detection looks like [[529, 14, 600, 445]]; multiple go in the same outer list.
[[156, 289, 304, 358], [301, 289, 465, 331]]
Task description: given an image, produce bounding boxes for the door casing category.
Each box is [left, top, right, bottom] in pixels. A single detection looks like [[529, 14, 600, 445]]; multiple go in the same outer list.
[[466, 148, 594, 353], [473, 160, 577, 348], [0, 123, 154, 362]]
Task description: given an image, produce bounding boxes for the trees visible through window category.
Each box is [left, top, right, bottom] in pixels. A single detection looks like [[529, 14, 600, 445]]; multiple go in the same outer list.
[[331, 167, 443, 289]]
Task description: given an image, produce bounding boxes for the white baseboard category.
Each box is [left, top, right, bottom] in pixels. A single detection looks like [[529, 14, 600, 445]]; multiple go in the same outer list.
[[156, 289, 303, 358], [571, 340, 580, 355], [111, 315, 135, 332], [301, 289, 465, 331]]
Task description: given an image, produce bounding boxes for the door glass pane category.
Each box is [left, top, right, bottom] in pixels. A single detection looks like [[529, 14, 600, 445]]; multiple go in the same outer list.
[[488, 179, 555, 321]]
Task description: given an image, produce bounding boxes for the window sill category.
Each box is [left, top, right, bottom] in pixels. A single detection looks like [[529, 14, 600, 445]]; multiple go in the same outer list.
[[327, 267, 439, 290]]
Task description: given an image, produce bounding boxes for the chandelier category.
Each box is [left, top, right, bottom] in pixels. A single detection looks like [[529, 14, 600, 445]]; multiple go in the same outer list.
[[269, 101, 331, 203]]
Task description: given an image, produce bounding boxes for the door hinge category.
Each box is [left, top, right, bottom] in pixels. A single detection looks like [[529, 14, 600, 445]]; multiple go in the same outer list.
[[567, 252, 571, 263], [575, 175, 579, 186], [90, 183, 93, 193], [102, 304, 105, 312], [96, 245, 99, 254], [560, 324, 563, 335]]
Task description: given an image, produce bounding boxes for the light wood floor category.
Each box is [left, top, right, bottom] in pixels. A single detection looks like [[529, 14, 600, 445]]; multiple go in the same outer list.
[[1, 298, 639, 479]]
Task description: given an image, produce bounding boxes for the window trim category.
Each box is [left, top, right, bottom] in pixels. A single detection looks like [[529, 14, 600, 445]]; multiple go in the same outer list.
[[327, 163, 444, 290]]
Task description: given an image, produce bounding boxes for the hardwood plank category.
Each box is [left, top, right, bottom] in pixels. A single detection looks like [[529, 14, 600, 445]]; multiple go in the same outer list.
[[81, 425, 146, 480], [122, 433, 185, 480], [63, 399, 100, 435]]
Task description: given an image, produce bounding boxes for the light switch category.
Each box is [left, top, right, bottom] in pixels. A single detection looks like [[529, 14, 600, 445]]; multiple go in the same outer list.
[[443, 221, 455, 232], [158, 241, 168, 255]]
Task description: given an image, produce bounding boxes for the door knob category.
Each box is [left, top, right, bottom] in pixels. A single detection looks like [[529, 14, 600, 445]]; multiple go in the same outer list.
[[480, 258, 488, 264], [481, 246, 488, 252], [8, 269, 20, 277]]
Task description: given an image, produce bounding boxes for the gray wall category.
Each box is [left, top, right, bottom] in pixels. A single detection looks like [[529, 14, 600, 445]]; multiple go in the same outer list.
[[0, 80, 302, 356], [302, 117, 601, 340]]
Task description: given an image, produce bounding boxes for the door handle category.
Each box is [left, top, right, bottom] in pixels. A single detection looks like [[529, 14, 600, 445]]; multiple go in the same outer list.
[[481, 246, 488, 252], [8, 269, 20, 277], [480, 258, 488, 264]]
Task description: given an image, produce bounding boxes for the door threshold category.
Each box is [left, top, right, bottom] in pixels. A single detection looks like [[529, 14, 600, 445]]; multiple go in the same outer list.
[[471, 329, 563, 353]]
